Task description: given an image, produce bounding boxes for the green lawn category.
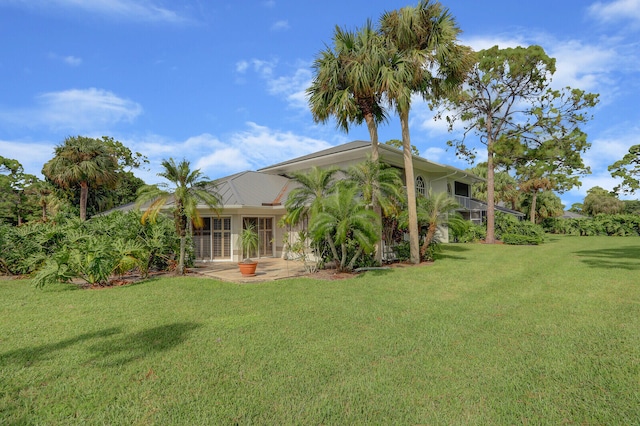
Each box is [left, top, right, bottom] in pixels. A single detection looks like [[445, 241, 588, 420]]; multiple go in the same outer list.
[[1, 236, 639, 424]]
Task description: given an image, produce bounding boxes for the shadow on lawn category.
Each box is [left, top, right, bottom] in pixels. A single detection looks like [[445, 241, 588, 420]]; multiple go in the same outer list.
[[0, 322, 201, 368], [439, 244, 471, 260], [0, 327, 122, 366], [574, 246, 640, 270], [87, 322, 201, 366]]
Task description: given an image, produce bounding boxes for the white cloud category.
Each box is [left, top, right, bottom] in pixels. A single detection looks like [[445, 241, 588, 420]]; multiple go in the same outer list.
[[0, 139, 55, 178], [460, 35, 525, 52], [2, 0, 188, 23], [0, 88, 143, 131], [588, 0, 640, 25], [271, 20, 289, 31], [235, 58, 311, 110], [120, 123, 333, 183], [63, 55, 82, 66]]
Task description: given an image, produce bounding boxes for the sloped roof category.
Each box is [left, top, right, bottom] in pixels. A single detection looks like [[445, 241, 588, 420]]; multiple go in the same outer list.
[[561, 211, 588, 219], [259, 140, 484, 183], [211, 171, 293, 207]]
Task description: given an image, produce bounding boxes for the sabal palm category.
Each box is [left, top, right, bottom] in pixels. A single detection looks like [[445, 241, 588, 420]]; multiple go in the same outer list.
[[307, 21, 388, 162], [309, 185, 380, 272], [284, 166, 340, 226], [42, 136, 118, 221], [136, 158, 221, 275], [380, 0, 472, 263]]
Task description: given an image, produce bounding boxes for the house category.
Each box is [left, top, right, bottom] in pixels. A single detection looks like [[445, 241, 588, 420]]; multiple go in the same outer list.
[[193, 141, 489, 263]]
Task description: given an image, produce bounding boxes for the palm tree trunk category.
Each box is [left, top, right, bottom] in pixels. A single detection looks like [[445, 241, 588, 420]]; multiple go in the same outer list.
[[79, 181, 89, 221], [365, 113, 383, 264], [347, 247, 363, 271], [401, 111, 420, 264], [420, 223, 438, 257], [178, 236, 186, 275]]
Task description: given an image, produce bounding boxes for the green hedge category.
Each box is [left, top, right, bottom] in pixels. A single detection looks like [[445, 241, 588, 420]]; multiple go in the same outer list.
[[543, 214, 640, 236], [500, 233, 543, 245]]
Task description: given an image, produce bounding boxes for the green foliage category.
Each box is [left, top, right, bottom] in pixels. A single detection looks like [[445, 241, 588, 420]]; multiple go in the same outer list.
[[495, 213, 545, 242], [445, 44, 598, 242], [519, 190, 564, 223], [500, 233, 543, 245], [391, 239, 440, 262], [137, 158, 221, 275], [0, 211, 178, 285], [239, 222, 259, 261], [449, 221, 486, 243], [609, 144, 640, 194], [583, 186, 624, 215], [543, 214, 640, 236], [310, 185, 380, 271]]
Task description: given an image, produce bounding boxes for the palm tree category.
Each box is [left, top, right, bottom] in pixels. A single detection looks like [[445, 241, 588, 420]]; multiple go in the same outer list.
[[42, 136, 118, 221], [136, 158, 221, 275], [307, 21, 388, 162], [309, 185, 380, 272], [345, 157, 405, 263], [399, 191, 458, 259], [417, 192, 459, 257], [307, 22, 390, 263], [284, 166, 340, 226], [379, 0, 472, 264]]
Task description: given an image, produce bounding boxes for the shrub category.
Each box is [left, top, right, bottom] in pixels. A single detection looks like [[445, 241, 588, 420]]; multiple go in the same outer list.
[[501, 233, 543, 245], [495, 213, 545, 243]]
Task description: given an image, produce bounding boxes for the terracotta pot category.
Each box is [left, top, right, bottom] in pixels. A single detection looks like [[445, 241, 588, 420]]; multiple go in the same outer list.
[[238, 261, 258, 277]]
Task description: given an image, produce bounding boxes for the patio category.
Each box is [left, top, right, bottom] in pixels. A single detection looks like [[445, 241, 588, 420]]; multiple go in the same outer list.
[[190, 257, 310, 283]]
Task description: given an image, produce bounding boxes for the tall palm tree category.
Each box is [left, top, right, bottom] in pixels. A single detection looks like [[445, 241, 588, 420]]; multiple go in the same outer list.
[[307, 22, 389, 263], [309, 185, 380, 272], [380, 0, 472, 264], [136, 158, 221, 275], [42, 136, 118, 221], [307, 21, 388, 162]]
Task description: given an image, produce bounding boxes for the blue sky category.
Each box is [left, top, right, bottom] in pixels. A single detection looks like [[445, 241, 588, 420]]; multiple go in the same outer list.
[[1, 0, 639, 208]]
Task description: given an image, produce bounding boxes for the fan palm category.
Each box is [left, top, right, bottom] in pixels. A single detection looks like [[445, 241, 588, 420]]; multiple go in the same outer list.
[[379, 0, 472, 263], [136, 158, 221, 275], [42, 136, 118, 221]]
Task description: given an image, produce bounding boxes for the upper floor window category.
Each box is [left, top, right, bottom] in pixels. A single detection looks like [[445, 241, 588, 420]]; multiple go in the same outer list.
[[416, 175, 426, 196], [454, 181, 470, 197]]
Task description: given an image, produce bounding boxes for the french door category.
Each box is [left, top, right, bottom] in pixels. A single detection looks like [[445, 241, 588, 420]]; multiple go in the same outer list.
[[243, 217, 274, 258], [194, 217, 231, 260]]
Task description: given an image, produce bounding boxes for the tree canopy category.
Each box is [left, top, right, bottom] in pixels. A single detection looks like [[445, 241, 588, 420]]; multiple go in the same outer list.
[[609, 144, 640, 195], [444, 45, 598, 242]]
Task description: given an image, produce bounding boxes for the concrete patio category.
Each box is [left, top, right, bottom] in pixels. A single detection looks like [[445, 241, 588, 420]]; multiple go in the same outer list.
[[190, 257, 310, 283]]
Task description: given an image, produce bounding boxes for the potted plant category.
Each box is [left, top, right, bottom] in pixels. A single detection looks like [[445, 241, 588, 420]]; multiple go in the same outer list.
[[238, 223, 259, 276]]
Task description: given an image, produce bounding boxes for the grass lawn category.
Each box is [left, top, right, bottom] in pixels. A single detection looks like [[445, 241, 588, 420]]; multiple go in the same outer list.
[[1, 235, 639, 424]]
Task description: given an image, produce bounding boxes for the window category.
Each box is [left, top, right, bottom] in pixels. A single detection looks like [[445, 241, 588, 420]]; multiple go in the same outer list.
[[194, 217, 231, 260], [416, 175, 426, 196], [454, 181, 470, 197]]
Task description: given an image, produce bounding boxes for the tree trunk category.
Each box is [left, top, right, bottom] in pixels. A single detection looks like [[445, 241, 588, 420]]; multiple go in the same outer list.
[[401, 111, 420, 264], [365, 113, 383, 265], [420, 222, 438, 257], [178, 236, 186, 275], [530, 191, 538, 223], [79, 181, 89, 221], [485, 121, 496, 243]]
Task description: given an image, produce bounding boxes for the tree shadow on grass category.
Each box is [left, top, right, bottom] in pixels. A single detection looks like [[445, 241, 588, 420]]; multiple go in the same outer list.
[[87, 322, 201, 367], [574, 246, 640, 270], [439, 244, 471, 260], [0, 327, 122, 366]]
